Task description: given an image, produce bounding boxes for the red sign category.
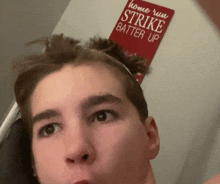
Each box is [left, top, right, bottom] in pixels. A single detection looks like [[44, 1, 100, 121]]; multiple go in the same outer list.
[[109, 0, 174, 83]]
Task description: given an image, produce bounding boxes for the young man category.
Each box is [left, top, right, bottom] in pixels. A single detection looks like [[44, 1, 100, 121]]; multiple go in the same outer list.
[[13, 34, 160, 184]]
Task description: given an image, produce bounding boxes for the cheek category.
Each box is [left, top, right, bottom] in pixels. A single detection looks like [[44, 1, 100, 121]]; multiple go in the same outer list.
[[32, 140, 65, 175], [93, 121, 150, 183], [96, 121, 149, 168]]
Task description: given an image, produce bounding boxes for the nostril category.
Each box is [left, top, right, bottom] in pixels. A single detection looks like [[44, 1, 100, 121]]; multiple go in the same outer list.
[[82, 154, 89, 160], [66, 154, 89, 164], [67, 158, 75, 163]]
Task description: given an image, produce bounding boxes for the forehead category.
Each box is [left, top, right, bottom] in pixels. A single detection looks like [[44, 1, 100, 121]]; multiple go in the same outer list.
[[30, 62, 127, 115]]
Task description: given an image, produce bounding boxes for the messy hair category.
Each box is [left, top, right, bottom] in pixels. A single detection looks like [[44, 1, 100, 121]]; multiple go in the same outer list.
[[13, 34, 149, 135]]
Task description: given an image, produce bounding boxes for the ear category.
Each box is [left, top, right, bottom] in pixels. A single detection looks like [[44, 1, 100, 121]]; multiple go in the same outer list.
[[144, 116, 160, 160], [31, 156, 38, 179], [203, 173, 220, 184], [32, 164, 37, 177]]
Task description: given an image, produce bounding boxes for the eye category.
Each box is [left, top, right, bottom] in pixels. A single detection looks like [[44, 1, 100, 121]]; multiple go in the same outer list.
[[38, 123, 60, 137], [92, 110, 118, 123], [97, 111, 108, 121]]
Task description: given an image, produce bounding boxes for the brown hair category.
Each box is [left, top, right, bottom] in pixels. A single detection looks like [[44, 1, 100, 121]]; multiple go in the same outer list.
[[13, 34, 149, 136]]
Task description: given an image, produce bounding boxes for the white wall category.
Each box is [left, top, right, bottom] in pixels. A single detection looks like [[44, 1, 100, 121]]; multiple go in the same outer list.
[[0, 0, 70, 125], [53, 0, 220, 183]]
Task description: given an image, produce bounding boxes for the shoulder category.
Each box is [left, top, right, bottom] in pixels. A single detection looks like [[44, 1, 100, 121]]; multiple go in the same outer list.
[[203, 173, 220, 184]]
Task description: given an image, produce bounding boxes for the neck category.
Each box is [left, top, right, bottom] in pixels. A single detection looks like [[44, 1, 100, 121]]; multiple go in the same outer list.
[[145, 164, 156, 184]]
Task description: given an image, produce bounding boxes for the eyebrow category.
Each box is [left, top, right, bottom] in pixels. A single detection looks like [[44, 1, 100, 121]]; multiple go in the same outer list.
[[32, 94, 123, 125], [80, 94, 123, 110], [32, 109, 61, 125]]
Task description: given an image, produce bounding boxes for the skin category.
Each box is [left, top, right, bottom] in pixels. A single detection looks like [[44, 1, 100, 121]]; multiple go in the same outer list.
[[203, 173, 220, 184], [30, 62, 160, 184]]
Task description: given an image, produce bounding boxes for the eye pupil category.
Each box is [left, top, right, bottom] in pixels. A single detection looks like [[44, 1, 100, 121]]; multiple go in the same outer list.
[[97, 112, 107, 121], [45, 125, 55, 135]]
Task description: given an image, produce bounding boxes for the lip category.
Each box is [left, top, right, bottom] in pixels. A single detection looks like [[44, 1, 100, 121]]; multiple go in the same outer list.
[[74, 180, 90, 184]]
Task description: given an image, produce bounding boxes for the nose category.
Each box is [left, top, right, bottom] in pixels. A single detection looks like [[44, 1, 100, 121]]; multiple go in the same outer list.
[[64, 124, 96, 165]]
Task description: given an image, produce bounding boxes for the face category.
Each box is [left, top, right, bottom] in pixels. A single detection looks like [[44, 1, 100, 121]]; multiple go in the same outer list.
[[30, 62, 159, 184]]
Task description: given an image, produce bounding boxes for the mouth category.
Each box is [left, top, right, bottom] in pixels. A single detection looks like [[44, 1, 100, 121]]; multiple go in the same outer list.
[[74, 180, 90, 184], [74, 179, 103, 184]]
